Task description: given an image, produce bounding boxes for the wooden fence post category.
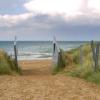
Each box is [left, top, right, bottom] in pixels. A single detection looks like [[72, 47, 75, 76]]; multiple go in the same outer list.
[[91, 40, 100, 71], [52, 36, 60, 67], [79, 46, 83, 67], [14, 36, 18, 71], [95, 42, 100, 70]]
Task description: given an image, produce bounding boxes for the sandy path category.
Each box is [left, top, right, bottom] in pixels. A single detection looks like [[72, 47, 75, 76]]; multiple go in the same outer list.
[[0, 60, 100, 100]]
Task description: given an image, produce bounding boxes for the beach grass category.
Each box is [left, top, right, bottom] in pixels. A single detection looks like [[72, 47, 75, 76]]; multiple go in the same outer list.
[[60, 43, 100, 84], [0, 49, 21, 75]]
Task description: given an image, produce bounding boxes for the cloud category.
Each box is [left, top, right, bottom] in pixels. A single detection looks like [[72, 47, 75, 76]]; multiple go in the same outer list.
[[0, 13, 33, 27], [24, 0, 82, 16], [0, 0, 100, 40], [24, 0, 100, 19], [0, 0, 34, 27], [1, 0, 100, 28], [3, 14, 100, 33], [88, 0, 100, 13], [0, 13, 100, 41]]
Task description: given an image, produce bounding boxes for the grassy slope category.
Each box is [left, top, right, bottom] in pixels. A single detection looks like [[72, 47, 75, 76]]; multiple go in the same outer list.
[[0, 49, 21, 75], [62, 43, 100, 84]]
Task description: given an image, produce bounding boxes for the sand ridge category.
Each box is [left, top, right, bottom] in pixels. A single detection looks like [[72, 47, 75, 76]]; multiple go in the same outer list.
[[0, 60, 100, 100]]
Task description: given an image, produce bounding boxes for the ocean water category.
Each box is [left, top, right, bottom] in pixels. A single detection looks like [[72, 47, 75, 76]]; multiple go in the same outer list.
[[0, 41, 86, 60]]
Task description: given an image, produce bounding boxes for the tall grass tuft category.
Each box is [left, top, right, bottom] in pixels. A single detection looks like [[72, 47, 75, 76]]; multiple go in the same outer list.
[[0, 50, 21, 75], [65, 43, 100, 84]]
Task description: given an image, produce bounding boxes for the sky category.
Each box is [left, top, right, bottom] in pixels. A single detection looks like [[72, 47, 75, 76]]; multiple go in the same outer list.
[[0, 0, 100, 41]]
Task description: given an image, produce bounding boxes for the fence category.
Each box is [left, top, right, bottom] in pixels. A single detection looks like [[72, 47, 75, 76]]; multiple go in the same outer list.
[[52, 39, 100, 72], [13, 36, 19, 71], [52, 37, 66, 72], [78, 40, 100, 72]]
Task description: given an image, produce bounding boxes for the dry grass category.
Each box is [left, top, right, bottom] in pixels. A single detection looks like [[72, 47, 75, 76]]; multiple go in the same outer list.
[[0, 49, 21, 75], [64, 43, 100, 84]]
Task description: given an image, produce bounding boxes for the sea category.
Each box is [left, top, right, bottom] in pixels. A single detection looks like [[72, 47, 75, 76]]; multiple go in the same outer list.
[[0, 41, 87, 60]]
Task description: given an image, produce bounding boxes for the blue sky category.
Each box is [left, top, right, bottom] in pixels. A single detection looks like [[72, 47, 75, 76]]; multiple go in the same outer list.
[[0, 0, 100, 41]]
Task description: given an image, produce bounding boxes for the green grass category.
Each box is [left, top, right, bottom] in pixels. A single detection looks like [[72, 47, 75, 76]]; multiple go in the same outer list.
[[86, 71, 100, 84], [69, 68, 100, 84], [61, 43, 100, 84], [0, 50, 21, 75]]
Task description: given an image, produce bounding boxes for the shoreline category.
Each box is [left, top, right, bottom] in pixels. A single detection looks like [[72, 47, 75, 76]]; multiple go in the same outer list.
[[18, 58, 52, 61], [18, 58, 52, 62]]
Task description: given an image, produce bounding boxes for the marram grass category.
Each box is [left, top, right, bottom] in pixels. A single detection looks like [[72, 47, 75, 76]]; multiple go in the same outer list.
[[65, 43, 100, 84], [0, 49, 21, 75]]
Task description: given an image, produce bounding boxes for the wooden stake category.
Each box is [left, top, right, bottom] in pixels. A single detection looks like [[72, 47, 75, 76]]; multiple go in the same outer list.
[[52, 36, 59, 66], [80, 46, 83, 66], [14, 36, 18, 71], [91, 40, 100, 71]]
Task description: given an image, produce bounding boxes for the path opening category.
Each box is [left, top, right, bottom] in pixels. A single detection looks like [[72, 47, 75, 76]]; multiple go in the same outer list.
[[19, 60, 52, 76]]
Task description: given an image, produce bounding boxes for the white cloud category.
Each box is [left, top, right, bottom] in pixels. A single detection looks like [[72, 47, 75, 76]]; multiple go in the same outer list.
[[24, 0, 82, 16], [88, 0, 100, 13], [0, 13, 33, 27], [24, 0, 100, 18], [1, 0, 100, 27]]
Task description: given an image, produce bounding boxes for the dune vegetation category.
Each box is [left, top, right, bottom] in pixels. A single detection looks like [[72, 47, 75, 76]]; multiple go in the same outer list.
[[62, 42, 100, 84], [0, 49, 21, 75], [53, 41, 100, 84]]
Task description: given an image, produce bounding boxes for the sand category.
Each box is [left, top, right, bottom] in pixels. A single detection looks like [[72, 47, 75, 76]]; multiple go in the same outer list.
[[0, 60, 100, 100]]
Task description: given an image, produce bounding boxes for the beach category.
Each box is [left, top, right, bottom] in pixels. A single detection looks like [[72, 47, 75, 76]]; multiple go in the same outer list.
[[0, 59, 100, 100], [1, 0, 100, 99], [19, 59, 52, 76]]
